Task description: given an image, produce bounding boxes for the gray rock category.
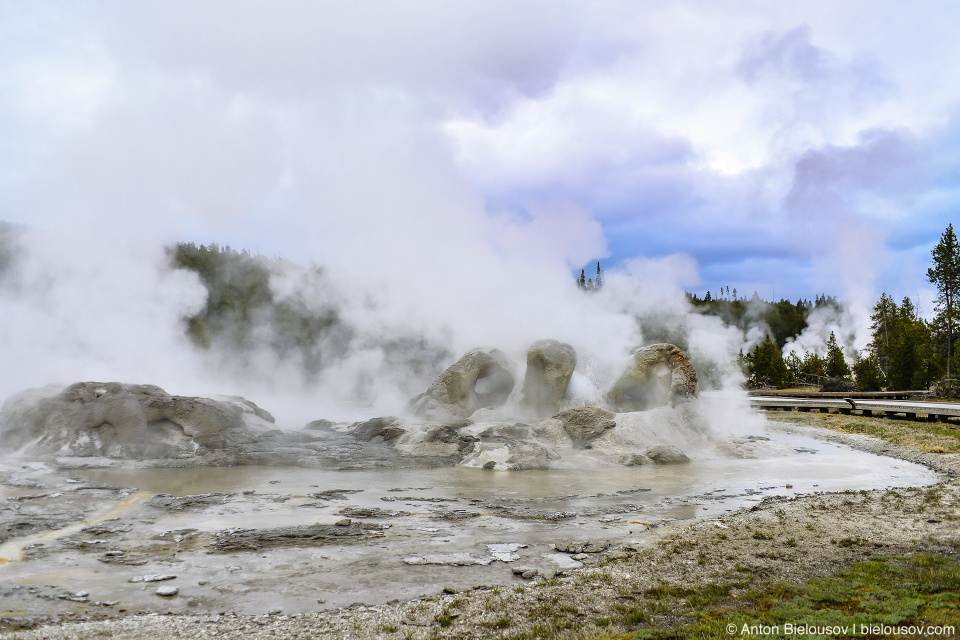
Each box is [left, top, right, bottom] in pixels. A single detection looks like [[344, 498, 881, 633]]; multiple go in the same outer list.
[[621, 454, 653, 466], [505, 440, 560, 470], [155, 586, 179, 597], [553, 407, 617, 448], [520, 340, 577, 417], [304, 419, 336, 431], [605, 344, 699, 411], [129, 575, 176, 583], [0, 382, 275, 460], [351, 417, 405, 442], [411, 348, 516, 421], [644, 444, 690, 464], [553, 540, 609, 553]]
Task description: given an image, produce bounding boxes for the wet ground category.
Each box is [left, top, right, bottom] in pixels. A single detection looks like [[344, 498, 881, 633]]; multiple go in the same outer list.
[[0, 428, 939, 627]]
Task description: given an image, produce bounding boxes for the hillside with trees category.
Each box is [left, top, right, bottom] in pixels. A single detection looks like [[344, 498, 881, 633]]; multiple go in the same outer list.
[[167, 242, 452, 392], [737, 223, 960, 393]]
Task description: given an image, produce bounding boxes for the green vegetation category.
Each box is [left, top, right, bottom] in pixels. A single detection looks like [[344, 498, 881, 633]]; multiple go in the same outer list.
[[765, 411, 960, 453], [498, 555, 958, 639], [724, 224, 960, 391], [644, 555, 960, 639], [578, 261, 605, 291], [689, 291, 840, 389], [688, 291, 831, 351], [169, 242, 344, 376]]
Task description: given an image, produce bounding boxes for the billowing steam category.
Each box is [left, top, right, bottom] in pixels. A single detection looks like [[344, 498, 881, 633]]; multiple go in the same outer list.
[[0, 221, 755, 428]]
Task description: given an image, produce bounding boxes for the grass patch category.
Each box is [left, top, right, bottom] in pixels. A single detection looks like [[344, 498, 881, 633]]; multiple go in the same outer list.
[[765, 411, 960, 453], [637, 554, 960, 638]]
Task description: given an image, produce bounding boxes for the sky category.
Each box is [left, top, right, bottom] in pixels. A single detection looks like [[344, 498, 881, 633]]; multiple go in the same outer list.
[[2, 1, 960, 306], [0, 0, 960, 312], [3, 1, 960, 419]]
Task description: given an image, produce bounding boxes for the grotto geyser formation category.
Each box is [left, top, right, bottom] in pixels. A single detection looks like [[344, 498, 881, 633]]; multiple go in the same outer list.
[[0, 342, 745, 471]]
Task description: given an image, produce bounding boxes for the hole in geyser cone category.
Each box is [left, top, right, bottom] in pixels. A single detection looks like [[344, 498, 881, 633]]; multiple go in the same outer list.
[[619, 365, 672, 411], [473, 364, 514, 408]]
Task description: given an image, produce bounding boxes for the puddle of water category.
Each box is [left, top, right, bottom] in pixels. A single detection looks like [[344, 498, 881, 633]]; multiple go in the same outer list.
[[0, 428, 940, 617], [72, 430, 938, 501]]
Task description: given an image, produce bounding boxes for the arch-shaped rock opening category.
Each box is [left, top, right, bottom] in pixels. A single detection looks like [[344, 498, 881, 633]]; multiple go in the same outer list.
[[473, 362, 515, 408], [411, 347, 517, 421], [605, 344, 698, 412]]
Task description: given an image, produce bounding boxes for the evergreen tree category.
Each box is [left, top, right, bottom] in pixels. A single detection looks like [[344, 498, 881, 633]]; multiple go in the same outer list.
[[578, 269, 586, 290], [869, 293, 897, 376], [825, 331, 851, 378], [595, 262, 604, 289], [800, 351, 827, 379], [785, 350, 802, 382], [887, 297, 932, 390], [928, 223, 960, 383], [853, 353, 885, 391], [747, 335, 788, 388]]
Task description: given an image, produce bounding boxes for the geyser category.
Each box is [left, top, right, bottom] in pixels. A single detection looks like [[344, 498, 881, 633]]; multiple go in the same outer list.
[[410, 347, 517, 422], [605, 343, 699, 411]]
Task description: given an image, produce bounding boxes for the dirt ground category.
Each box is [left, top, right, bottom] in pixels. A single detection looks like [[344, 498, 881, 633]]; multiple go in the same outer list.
[[2, 413, 958, 639]]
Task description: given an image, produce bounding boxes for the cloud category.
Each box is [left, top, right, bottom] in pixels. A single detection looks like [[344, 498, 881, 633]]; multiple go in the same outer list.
[[1, 0, 960, 409]]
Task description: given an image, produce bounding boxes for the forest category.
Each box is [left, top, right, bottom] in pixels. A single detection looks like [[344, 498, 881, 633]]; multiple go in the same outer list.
[[738, 224, 960, 393], [170, 224, 960, 395]]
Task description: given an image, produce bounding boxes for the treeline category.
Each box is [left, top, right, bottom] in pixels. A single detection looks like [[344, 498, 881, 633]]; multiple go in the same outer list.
[[167, 242, 451, 389], [576, 262, 604, 291], [168, 242, 346, 376], [737, 223, 960, 393], [688, 290, 839, 350]]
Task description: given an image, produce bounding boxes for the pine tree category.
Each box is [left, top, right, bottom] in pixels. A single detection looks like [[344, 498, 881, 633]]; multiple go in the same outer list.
[[578, 269, 586, 290], [595, 262, 604, 289], [825, 331, 851, 379], [887, 297, 932, 390], [928, 223, 960, 384], [854, 353, 884, 391], [748, 335, 788, 388], [870, 293, 897, 375]]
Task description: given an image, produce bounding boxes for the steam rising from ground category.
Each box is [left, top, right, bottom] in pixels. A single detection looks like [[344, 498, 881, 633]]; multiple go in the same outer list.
[[0, 223, 756, 428]]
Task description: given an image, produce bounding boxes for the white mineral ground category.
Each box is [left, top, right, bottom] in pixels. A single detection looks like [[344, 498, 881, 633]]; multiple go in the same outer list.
[[0, 412, 956, 639]]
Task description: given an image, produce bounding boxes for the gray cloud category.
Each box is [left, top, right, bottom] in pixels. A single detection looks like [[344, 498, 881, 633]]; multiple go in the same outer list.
[[1, 2, 960, 408]]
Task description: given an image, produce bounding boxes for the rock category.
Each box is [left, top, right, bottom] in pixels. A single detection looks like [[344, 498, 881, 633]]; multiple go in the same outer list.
[[424, 425, 478, 456], [210, 522, 384, 552], [129, 575, 177, 583], [621, 454, 653, 466], [553, 540, 609, 554], [304, 419, 336, 431], [155, 586, 179, 597], [644, 445, 690, 464], [605, 344, 698, 411], [519, 340, 577, 417], [337, 507, 408, 518], [411, 348, 517, 421], [351, 417, 405, 442], [0, 382, 275, 460], [505, 441, 560, 470], [552, 407, 617, 448]]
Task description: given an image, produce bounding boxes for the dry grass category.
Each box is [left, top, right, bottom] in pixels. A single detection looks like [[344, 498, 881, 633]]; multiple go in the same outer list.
[[764, 409, 960, 453]]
